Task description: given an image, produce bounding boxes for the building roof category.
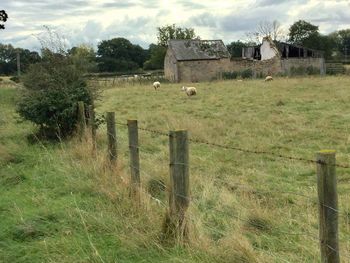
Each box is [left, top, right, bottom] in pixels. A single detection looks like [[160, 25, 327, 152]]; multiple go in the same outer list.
[[168, 39, 230, 61]]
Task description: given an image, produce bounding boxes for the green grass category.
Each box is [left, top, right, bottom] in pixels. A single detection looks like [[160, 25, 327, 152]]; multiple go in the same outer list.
[[1, 76, 350, 262]]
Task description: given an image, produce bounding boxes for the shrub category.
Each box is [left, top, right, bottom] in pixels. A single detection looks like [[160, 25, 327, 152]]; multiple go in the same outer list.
[[290, 66, 306, 76], [17, 56, 94, 139], [306, 66, 319, 75], [222, 71, 239, 80], [241, 68, 253, 79], [10, 76, 20, 83]]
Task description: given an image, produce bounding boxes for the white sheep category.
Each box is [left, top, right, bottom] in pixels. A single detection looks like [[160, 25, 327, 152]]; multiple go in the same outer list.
[[265, 76, 273, 81], [181, 86, 197, 96], [153, 81, 160, 90]]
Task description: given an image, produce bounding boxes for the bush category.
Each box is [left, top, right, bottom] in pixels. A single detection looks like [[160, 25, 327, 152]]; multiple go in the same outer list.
[[306, 66, 319, 75], [10, 76, 20, 83], [290, 66, 306, 76], [241, 68, 253, 79], [222, 71, 238, 80], [17, 56, 94, 139]]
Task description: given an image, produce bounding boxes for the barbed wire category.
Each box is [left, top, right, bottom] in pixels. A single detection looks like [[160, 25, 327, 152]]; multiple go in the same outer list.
[[113, 121, 350, 169], [124, 146, 348, 217], [96, 140, 350, 260], [98, 121, 350, 260]]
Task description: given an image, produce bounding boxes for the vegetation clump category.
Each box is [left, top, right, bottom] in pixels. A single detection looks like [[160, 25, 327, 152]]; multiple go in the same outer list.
[[17, 52, 94, 139]]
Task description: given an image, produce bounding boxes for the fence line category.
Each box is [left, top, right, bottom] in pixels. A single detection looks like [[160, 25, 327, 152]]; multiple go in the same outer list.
[[81, 108, 349, 262], [115, 121, 350, 169], [123, 131, 347, 217]]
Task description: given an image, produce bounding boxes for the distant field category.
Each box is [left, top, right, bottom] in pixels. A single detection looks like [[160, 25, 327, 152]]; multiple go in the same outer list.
[[1, 76, 350, 262]]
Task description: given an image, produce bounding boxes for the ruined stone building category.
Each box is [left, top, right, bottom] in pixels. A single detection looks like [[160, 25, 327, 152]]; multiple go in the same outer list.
[[164, 39, 231, 82], [164, 37, 325, 82]]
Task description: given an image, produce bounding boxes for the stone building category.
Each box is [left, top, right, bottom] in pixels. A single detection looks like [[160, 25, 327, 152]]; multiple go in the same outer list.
[[164, 37, 325, 82], [164, 39, 231, 82]]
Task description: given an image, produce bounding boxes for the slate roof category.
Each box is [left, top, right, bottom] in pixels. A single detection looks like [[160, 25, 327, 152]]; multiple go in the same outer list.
[[168, 39, 230, 61]]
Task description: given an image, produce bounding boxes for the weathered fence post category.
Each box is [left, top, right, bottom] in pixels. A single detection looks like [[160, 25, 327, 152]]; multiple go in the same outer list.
[[77, 101, 86, 141], [127, 120, 140, 199], [88, 105, 96, 152], [106, 112, 117, 164], [163, 130, 190, 242], [316, 150, 340, 263]]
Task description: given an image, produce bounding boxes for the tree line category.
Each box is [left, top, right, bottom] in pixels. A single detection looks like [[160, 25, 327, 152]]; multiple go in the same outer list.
[[0, 24, 196, 75], [1, 20, 349, 76]]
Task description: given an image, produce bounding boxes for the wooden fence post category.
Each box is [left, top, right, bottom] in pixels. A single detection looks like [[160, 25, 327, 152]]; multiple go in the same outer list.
[[77, 101, 86, 141], [316, 150, 340, 263], [127, 120, 140, 199], [106, 112, 117, 164], [88, 105, 96, 152], [163, 130, 189, 242]]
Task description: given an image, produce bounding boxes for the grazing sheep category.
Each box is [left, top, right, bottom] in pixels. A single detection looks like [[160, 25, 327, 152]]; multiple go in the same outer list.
[[153, 81, 160, 90], [181, 86, 197, 96], [265, 76, 273, 81]]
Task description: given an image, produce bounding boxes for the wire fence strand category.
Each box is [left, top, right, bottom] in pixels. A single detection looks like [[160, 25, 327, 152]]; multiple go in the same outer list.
[[109, 119, 350, 261], [114, 121, 350, 169]]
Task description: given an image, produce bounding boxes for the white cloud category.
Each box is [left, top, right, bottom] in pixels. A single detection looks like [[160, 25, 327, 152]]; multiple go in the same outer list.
[[0, 0, 349, 50]]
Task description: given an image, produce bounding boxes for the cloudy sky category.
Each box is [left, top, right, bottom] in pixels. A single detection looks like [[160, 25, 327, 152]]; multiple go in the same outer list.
[[1, 0, 350, 51]]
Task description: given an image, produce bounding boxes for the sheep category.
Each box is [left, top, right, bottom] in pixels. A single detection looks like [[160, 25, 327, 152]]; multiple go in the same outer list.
[[181, 86, 197, 96], [265, 76, 273, 81], [153, 81, 160, 90]]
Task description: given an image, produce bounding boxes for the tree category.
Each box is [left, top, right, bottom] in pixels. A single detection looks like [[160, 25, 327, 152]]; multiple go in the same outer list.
[[329, 29, 350, 59], [0, 10, 8, 29], [226, 41, 248, 57], [0, 44, 41, 75], [68, 44, 97, 72], [288, 20, 334, 59], [246, 20, 285, 43], [288, 20, 319, 45], [157, 24, 197, 47], [143, 44, 167, 70], [97, 38, 147, 72]]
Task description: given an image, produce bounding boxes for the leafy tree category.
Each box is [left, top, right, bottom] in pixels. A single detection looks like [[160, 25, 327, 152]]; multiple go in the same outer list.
[[143, 44, 167, 70], [0, 44, 41, 75], [157, 24, 197, 47], [0, 10, 8, 29], [288, 20, 335, 59], [226, 41, 248, 57], [329, 29, 350, 59], [68, 44, 97, 72], [97, 38, 147, 72], [288, 20, 319, 45]]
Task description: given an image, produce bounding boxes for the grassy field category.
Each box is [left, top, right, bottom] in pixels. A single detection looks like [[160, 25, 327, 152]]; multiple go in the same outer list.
[[1, 76, 350, 262]]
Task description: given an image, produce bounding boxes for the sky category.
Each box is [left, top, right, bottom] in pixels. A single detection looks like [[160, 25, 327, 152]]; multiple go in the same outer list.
[[1, 0, 350, 51]]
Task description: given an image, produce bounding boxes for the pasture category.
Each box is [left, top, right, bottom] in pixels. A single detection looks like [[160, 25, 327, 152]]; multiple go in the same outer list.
[[1, 76, 350, 262]]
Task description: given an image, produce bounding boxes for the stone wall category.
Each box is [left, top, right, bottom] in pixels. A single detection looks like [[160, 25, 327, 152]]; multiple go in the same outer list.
[[281, 57, 325, 75], [165, 52, 326, 83], [226, 56, 283, 76], [177, 58, 230, 82], [164, 48, 178, 82]]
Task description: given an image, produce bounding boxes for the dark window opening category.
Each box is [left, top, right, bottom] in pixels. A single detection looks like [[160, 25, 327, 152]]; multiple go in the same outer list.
[[254, 47, 261, 60]]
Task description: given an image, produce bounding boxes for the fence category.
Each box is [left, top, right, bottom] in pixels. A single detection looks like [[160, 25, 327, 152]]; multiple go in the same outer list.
[[88, 72, 166, 86], [325, 63, 346, 75], [78, 102, 349, 262]]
